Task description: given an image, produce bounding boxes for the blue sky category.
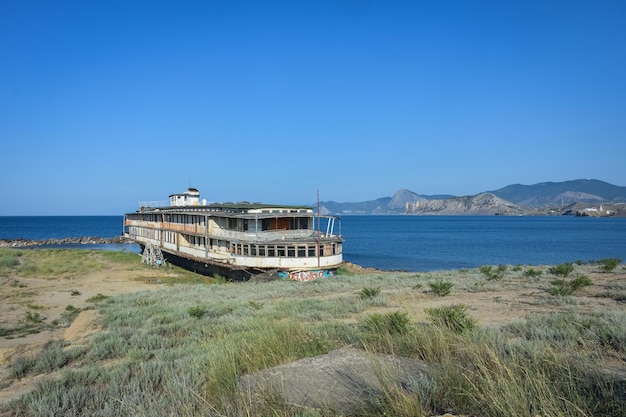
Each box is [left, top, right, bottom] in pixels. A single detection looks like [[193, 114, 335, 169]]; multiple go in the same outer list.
[[1, 0, 625, 215]]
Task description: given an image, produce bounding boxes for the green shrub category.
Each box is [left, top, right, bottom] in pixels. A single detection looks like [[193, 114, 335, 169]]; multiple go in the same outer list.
[[425, 304, 476, 333], [362, 311, 410, 335], [0, 252, 20, 268], [549, 262, 575, 277], [25, 311, 42, 323], [65, 305, 79, 313], [479, 264, 507, 280], [570, 275, 593, 291], [59, 305, 82, 325], [187, 306, 207, 319], [428, 280, 453, 296], [523, 267, 542, 278], [336, 266, 355, 276], [86, 293, 110, 303], [598, 258, 622, 272], [549, 275, 592, 296], [359, 286, 381, 299], [549, 279, 572, 296]]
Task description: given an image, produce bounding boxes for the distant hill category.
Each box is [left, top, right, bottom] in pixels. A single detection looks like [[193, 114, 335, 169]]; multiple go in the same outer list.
[[319, 179, 626, 215], [320, 197, 393, 215], [320, 189, 453, 215], [489, 179, 626, 206], [405, 193, 530, 216]]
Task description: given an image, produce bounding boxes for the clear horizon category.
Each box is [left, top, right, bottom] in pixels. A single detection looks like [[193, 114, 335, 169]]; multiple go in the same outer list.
[[2, 1, 625, 215], [0, 177, 622, 217]]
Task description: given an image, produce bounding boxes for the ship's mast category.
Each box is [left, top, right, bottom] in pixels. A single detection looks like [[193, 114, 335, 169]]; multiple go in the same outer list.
[[317, 190, 321, 268]]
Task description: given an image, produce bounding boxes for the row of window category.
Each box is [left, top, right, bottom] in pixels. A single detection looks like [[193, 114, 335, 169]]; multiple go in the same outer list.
[[127, 214, 312, 232], [129, 226, 340, 258], [230, 242, 341, 257], [129, 226, 158, 240]]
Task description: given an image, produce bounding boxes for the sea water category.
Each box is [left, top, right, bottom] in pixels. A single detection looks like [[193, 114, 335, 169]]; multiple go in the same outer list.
[[340, 215, 626, 271], [0, 216, 124, 240], [1, 215, 625, 272], [0, 216, 139, 253]]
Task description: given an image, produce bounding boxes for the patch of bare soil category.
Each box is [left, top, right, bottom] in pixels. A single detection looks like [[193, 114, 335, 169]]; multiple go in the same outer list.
[[338, 265, 626, 328], [0, 264, 168, 404]]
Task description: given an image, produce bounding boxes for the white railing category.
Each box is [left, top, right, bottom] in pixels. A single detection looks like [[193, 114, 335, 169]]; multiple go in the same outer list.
[[127, 220, 340, 242], [209, 229, 316, 242], [139, 201, 168, 209]]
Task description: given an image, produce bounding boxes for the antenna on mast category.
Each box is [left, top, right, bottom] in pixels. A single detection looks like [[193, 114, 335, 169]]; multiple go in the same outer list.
[[317, 190, 321, 268]]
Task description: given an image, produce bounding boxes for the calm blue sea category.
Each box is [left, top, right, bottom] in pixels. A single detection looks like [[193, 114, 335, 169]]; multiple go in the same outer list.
[[0, 216, 138, 253], [1, 215, 625, 271], [341, 215, 626, 271]]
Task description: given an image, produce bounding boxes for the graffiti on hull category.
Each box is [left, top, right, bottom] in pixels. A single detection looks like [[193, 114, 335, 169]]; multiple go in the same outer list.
[[279, 269, 334, 282]]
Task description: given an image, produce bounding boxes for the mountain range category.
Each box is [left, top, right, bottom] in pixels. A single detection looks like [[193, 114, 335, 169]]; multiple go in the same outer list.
[[319, 179, 626, 216]]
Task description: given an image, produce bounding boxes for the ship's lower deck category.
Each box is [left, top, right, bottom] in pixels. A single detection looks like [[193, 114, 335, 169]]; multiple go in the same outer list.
[[140, 244, 340, 281]]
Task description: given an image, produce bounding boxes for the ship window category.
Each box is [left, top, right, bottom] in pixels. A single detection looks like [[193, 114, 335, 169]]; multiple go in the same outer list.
[[319, 245, 324, 256], [258, 246, 265, 256], [268, 246, 275, 257], [251, 246, 257, 256], [287, 246, 295, 257], [277, 246, 285, 257], [298, 246, 306, 257], [308, 246, 316, 257], [243, 245, 249, 255]]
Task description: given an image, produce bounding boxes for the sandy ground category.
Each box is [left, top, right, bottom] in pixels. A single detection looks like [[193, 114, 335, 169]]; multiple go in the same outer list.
[[0, 263, 168, 404], [1, 260, 625, 407]]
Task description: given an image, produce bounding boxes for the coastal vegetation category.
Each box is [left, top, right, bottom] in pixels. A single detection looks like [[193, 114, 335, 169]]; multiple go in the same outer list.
[[0, 248, 625, 416]]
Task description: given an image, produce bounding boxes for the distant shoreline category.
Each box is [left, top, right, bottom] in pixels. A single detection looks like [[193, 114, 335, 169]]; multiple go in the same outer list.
[[0, 236, 133, 248]]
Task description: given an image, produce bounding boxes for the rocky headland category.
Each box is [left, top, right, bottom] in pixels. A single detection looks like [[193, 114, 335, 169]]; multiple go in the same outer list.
[[404, 192, 533, 216], [320, 179, 626, 216]]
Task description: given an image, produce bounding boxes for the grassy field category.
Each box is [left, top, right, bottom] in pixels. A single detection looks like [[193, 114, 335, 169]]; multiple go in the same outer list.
[[1, 248, 625, 416]]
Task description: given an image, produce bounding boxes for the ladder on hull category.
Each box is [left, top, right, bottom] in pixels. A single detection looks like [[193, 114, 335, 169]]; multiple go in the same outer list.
[[142, 242, 166, 267]]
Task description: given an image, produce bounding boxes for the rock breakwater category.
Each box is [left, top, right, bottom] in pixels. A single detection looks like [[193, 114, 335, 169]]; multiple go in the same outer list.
[[0, 236, 133, 248]]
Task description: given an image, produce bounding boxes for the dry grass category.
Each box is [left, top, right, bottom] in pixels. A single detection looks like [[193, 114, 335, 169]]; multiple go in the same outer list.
[[0, 250, 625, 416]]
